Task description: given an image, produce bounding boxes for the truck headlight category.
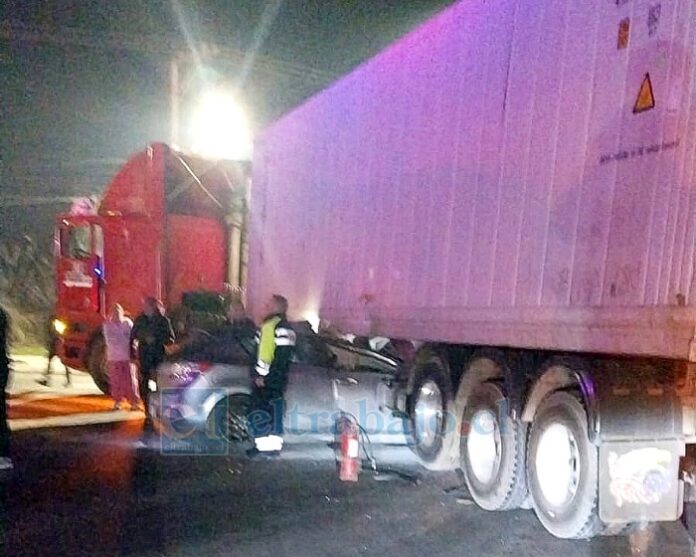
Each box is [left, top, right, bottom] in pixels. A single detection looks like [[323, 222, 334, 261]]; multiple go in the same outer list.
[[53, 319, 68, 335]]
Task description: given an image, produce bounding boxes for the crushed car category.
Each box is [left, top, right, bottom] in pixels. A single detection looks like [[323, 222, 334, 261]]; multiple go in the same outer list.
[[149, 322, 408, 447]]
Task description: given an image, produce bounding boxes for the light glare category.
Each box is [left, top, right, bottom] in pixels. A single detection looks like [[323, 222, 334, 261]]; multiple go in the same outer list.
[[303, 312, 320, 333], [190, 89, 252, 161], [53, 319, 68, 335]]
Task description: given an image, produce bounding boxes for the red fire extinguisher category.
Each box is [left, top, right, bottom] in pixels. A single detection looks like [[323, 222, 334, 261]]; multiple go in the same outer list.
[[336, 413, 360, 482]]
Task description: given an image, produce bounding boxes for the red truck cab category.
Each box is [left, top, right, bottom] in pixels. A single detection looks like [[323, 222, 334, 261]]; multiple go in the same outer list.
[[54, 143, 248, 391]]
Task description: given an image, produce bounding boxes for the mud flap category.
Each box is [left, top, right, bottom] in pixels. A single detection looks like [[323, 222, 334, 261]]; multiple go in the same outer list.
[[599, 440, 685, 523]]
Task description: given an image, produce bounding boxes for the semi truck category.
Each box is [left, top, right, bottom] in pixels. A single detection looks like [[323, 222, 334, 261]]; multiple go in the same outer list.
[[54, 143, 248, 391], [246, 0, 696, 539]]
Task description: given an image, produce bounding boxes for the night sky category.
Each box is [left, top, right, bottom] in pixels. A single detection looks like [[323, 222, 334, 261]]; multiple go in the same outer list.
[[1, 0, 454, 247]]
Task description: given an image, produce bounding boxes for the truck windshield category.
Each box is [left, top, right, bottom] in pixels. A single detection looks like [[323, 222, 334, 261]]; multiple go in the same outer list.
[[60, 225, 92, 259]]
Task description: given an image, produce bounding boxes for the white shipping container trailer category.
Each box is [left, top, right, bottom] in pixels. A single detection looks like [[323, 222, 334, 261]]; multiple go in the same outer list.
[[248, 0, 696, 539]]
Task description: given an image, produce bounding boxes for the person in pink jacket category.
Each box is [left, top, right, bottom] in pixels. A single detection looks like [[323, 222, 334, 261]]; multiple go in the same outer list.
[[103, 304, 140, 411]]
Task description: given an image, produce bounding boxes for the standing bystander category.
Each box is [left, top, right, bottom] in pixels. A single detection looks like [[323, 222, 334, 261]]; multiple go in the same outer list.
[[37, 315, 71, 387], [131, 298, 174, 416], [103, 304, 140, 411]]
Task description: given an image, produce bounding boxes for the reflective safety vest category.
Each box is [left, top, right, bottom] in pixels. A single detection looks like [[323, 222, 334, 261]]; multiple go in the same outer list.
[[254, 314, 296, 377]]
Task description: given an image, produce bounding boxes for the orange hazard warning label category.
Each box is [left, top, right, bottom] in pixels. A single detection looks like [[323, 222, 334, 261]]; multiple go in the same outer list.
[[633, 73, 656, 114]]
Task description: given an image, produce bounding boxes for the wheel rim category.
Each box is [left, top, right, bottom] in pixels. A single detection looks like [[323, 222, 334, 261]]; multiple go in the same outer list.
[[224, 402, 251, 442], [467, 409, 500, 485], [535, 422, 580, 509], [414, 380, 444, 450]]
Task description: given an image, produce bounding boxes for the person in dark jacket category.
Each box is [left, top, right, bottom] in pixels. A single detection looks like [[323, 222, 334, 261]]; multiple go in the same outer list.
[[248, 294, 295, 456], [131, 297, 175, 414], [37, 314, 71, 387], [0, 306, 12, 470]]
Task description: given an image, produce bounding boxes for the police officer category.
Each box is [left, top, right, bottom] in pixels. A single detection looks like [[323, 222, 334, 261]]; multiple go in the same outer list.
[[248, 294, 295, 456]]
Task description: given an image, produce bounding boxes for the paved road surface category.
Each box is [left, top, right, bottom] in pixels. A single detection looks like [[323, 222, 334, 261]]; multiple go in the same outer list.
[[2, 356, 695, 557], [8, 354, 141, 430]]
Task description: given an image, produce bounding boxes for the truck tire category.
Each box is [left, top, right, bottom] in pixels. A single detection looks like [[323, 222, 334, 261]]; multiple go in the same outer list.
[[408, 362, 455, 466], [460, 382, 528, 510], [87, 333, 109, 394], [527, 391, 602, 539]]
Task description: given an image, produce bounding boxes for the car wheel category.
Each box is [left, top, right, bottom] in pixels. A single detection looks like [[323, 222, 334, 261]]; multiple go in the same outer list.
[[527, 391, 602, 539], [209, 394, 253, 445], [460, 382, 528, 510], [409, 362, 453, 465], [87, 333, 109, 394]]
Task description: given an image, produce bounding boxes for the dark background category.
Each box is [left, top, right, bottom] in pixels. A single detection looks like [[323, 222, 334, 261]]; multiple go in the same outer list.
[[1, 0, 455, 249]]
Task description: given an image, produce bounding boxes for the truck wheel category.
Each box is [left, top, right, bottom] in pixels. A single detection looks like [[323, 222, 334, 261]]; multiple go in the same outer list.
[[527, 391, 602, 539], [460, 382, 528, 510], [409, 363, 454, 465], [87, 334, 109, 394]]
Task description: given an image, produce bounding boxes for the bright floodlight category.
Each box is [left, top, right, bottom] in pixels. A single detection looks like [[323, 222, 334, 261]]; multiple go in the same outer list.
[[190, 89, 252, 161]]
